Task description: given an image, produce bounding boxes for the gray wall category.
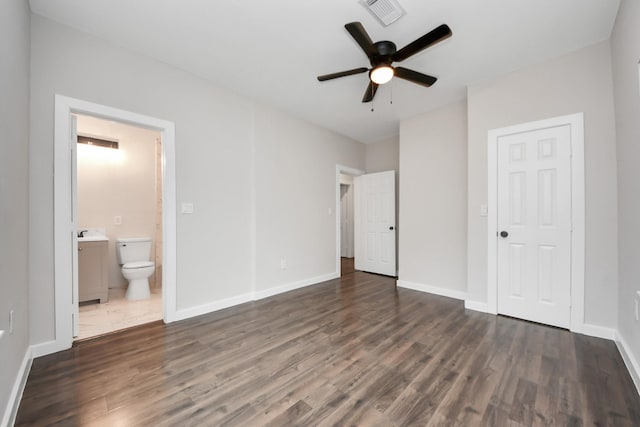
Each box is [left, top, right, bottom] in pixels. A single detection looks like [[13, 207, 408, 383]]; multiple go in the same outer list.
[[467, 41, 619, 327], [399, 101, 468, 292], [0, 0, 31, 419], [254, 107, 364, 291], [611, 0, 640, 368], [29, 15, 364, 345], [365, 137, 399, 173]]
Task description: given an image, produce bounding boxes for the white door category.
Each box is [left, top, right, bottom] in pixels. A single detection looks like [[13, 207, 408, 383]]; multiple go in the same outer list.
[[70, 115, 79, 337], [354, 170, 396, 276], [497, 124, 571, 328]]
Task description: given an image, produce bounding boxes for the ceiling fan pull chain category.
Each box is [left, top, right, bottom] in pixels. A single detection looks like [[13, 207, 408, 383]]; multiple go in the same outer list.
[[371, 85, 375, 112], [390, 82, 393, 105]]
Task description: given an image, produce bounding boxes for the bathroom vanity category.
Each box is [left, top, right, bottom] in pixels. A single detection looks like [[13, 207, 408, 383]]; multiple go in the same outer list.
[[78, 236, 109, 303]]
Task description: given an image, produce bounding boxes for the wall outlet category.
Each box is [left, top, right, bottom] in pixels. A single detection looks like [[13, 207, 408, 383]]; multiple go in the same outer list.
[[9, 310, 14, 334], [280, 258, 287, 269], [113, 215, 122, 225]]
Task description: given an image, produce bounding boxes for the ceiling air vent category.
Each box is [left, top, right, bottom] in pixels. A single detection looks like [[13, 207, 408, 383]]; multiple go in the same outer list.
[[361, 0, 406, 27]]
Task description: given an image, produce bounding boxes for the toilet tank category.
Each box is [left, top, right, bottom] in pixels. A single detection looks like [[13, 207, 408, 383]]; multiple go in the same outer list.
[[116, 237, 152, 264]]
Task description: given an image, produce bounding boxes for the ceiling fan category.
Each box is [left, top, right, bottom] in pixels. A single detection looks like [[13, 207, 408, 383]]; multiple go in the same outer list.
[[317, 22, 452, 102]]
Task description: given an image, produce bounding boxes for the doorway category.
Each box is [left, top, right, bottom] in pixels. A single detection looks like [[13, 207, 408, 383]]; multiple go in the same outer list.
[[50, 95, 177, 355], [487, 113, 585, 332], [74, 114, 163, 340], [336, 166, 364, 276], [340, 174, 355, 277]]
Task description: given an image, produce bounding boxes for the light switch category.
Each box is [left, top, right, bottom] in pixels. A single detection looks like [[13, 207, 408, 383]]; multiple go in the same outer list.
[[480, 204, 488, 217], [181, 203, 194, 214], [328, 207, 332, 216], [113, 215, 122, 225]]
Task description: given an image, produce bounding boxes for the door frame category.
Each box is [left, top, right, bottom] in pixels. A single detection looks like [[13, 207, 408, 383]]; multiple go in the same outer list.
[[52, 95, 177, 354], [487, 112, 585, 333], [335, 165, 365, 275]]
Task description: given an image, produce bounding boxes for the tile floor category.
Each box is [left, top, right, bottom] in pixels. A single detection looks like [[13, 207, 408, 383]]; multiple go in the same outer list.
[[77, 287, 162, 340]]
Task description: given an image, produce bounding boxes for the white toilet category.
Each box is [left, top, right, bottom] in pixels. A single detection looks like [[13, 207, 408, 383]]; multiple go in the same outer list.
[[116, 237, 155, 300]]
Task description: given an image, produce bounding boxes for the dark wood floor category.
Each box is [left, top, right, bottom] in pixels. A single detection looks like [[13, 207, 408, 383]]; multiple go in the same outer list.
[[17, 260, 640, 426]]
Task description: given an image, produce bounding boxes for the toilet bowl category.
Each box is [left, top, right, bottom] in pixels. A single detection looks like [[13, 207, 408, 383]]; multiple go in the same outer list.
[[116, 237, 155, 301], [121, 261, 154, 300]]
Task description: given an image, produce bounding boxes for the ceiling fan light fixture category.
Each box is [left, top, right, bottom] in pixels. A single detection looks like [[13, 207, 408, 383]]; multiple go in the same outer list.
[[370, 65, 394, 84]]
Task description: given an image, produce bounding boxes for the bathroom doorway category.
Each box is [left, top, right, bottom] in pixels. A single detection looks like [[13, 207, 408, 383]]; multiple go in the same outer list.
[[74, 114, 164, 340]]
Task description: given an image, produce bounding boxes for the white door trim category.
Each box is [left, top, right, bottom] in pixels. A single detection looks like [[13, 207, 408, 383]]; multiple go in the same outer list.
[[51, 94, 177, 355], [335, 165, 365, 275], [487, 112, 585, 333]]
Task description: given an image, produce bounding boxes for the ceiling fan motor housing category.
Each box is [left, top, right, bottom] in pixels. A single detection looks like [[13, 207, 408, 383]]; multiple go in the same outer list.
[[371, 41, 397, 67]]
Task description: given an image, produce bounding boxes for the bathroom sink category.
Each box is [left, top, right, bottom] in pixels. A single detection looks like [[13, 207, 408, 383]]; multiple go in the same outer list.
[[78, 228, 109, 242], [78, 235, 109, 242]]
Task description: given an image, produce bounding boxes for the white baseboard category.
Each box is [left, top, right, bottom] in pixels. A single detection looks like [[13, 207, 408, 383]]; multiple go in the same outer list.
[[171, 272, 340, 322], [30, 340, 64, 358], [396, 280, 466, 301], [253, 272, 339, 301], [172, 292, 254, 322], [2, 347, 32, 427], [616, 331, 640, 397], [581, 323, 616, 340], [464, 300, 489, 313]]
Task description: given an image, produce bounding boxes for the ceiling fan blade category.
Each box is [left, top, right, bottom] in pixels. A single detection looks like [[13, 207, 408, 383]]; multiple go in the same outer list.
[[362, 81, 379, 103], [345, 22, 377, 58], [317, 67, 369, 81], [394, 67, 437, 87], [393, 24, 452, 62]]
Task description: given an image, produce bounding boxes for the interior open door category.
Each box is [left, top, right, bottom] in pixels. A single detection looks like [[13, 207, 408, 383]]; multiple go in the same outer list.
[[354, 170, 396, 276]]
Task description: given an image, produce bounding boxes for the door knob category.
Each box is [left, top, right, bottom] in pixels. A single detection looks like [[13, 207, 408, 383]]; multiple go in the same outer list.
[[389, 226, 394, 231], [500, 231, 509, 238]]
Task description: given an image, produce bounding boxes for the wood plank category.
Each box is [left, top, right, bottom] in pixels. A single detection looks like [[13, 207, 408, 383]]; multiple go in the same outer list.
[[15, 269, 640, 426]]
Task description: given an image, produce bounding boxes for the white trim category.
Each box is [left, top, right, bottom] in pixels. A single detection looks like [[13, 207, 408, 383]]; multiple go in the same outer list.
[[464, 300, 489, 313], [581, 324, 616, 340], [487, 113, 585, 332], [253, 272, 339, 301], [397, 280, 467, 301], [616, 331, 640, 396], [30, 340, 60, 358], [170, 272, 340, 321], [51, 95, 177, 357], [335, 165, 365, 276], [172, 293, 254, 322], [1, 347, 32, 427]]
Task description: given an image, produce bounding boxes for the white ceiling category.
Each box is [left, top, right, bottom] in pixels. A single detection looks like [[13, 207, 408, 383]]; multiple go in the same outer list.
[[29, 0, 620, 143]]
